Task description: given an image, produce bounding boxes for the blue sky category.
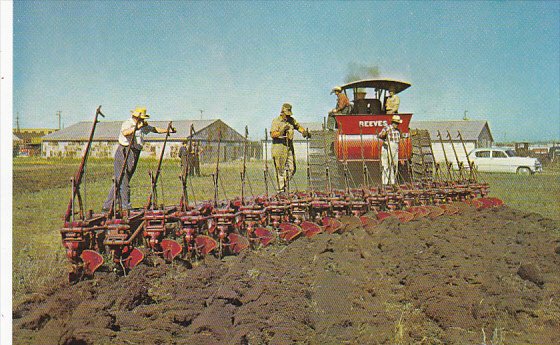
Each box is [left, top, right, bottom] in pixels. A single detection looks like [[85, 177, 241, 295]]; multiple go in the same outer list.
[[13, 1, 560, 141]]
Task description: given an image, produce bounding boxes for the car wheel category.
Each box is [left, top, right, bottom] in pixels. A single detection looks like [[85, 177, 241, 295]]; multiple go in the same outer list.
[[517, 167, 531, 175]]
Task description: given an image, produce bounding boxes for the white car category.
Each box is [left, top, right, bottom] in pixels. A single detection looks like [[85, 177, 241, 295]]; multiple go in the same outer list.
[[468, 148, 542, 174]]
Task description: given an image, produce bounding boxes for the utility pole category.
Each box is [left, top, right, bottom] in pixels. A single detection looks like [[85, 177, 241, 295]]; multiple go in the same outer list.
[[16, 112, 21, 133], [199, 109, 204, 120], [463, 110, 469, 121], [56, 110, 62, 130]]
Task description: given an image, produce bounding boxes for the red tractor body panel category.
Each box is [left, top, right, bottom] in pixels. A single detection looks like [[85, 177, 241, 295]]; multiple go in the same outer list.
[[335, 114, 412, 162]]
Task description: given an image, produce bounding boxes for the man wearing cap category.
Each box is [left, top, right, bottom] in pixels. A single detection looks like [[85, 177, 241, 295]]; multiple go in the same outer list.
[[378, 115, 402, 185], [270, 103, 310, 193], [178, 140, 190, 178], [327, 86, 351, 130], [385, 89, 400, 114], [102, 107, 176, 211]]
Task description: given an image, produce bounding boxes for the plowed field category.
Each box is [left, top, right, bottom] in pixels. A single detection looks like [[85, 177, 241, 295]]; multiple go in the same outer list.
[[13, 204, 560, 345]]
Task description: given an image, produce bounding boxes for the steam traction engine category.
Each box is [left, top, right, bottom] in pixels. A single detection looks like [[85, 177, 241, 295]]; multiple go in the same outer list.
[[308, 79, 426, 189]]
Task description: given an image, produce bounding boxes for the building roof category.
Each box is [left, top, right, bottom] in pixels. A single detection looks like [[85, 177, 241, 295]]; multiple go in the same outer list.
[[43, 119, 223, 141], [13, 128, 58, 144], [409, 120, 492, 142]]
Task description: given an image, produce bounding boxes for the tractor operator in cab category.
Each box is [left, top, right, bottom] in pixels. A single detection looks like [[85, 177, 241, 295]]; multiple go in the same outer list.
[[270, 103, 310, 193], [385, 88, 400, 114], [378, 115, 402, 185], [102, 107, 176, 211], [328, 86, 351, 130]]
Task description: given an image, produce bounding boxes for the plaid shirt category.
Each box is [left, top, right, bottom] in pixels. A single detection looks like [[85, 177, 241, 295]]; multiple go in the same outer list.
[[379, 124, 400, 146]]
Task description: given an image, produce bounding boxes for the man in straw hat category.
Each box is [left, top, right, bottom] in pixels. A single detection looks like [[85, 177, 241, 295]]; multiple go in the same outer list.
[[102, 107, 176, 211], [327, 86, 351, 130], [270, 103, 310, 193], [378, 115, 402, 185]]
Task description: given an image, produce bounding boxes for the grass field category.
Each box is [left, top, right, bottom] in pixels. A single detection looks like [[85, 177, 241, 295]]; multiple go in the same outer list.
[[12, 157, 560, 303]]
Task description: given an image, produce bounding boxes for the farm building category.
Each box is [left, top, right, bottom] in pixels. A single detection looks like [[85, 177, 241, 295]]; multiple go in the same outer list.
[[409, 120, 494, 166], [13, 128, 58, 157], [42, 119, 257, 162], [261, 122, 323, 162]]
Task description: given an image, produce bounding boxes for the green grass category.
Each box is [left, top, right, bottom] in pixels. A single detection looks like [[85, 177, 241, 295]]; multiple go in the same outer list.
[[12, 157, 560, 302]]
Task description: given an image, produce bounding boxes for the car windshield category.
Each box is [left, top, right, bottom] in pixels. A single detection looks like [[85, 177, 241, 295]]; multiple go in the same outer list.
[[506, 149, 516, 157]]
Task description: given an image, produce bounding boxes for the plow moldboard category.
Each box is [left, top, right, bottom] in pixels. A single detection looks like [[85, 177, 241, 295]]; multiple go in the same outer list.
[[81, 250, 104, 276], [407, 206, 431, 220], [440, 204, 459, 215], [254, 227, 274, 246], [300, 221, 322, 238], [360, 216, 379, 228], [391, 210, 415, 223], [322, 217, 342, 234], [125, 248, 145, 269], [161, 239, 182, 262], [228, 233, 250, 254], [195, 235, 218, 256], [278, 223, 302, 241]]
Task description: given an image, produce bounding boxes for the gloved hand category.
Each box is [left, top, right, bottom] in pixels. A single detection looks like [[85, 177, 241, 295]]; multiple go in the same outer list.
[[302, 130, 311, 139], [170, 126, 177, 133], [282, 123, 291, 134]]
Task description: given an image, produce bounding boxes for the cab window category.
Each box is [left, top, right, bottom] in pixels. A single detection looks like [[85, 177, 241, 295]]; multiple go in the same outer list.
[[493, 151, 508, 158], [475, 150, 490, 158]]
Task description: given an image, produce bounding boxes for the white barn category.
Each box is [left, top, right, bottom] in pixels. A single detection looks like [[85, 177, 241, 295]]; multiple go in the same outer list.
[[410, 120, 494, 167], [42, 119, 251, 162]]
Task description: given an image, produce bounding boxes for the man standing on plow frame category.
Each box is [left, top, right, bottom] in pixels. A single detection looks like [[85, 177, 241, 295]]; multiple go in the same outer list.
[[102, 107, 176, 211], [270, 103, 310, 193], [378, 115, 402, 185]]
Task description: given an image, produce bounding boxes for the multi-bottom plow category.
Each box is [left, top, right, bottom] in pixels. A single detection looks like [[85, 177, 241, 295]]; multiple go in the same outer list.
[[62, 183, 501, 281], [60, 106, 500, 282]]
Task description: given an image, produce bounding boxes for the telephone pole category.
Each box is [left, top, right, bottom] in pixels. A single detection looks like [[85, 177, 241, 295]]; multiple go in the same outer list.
[[199, 109, 204, 120], [16, 112, 21, 133], [56, 111, 62, 130]]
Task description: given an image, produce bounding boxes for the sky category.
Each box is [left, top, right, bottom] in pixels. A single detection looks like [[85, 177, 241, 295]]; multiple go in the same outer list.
[[11, 1, 560, 142]]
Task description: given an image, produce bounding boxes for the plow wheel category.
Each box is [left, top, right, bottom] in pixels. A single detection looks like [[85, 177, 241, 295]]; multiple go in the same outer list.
[[228, 233, 250, 254], [254, 227, 275, 246], [161, 239, 182, 263], [194, 235, 218, 256], [278, 223, 302, 241], [300, 221, 322, 238], [322, 217, 342, 234]]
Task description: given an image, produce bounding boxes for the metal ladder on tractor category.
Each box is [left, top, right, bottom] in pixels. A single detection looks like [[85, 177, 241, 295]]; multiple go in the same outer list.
[[307, 126, 340, 191], [410, 129, 435, 181]]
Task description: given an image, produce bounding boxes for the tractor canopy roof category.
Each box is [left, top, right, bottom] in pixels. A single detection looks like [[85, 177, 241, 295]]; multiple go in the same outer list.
[[340, 78, 411, 94]]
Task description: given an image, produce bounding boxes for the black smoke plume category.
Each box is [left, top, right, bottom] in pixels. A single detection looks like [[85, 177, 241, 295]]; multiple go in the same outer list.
[[345, 63, 380, 83]]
